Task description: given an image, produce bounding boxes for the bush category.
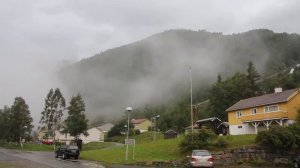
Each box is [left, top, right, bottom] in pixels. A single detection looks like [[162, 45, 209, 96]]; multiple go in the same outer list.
[[213, 137, 229, 148], [179, 129, 217, 153], [256, 126, 296, 151], [134, 129, 141, 135]]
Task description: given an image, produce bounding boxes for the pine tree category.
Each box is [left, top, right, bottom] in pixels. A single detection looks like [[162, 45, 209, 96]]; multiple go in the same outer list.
[[10, 97, 33, 142], [247, 61, 261, 95], [63, 94, 88, 139]]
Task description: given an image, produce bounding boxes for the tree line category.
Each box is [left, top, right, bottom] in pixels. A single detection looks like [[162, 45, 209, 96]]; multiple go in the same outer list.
[[0, 88, 88, 144], [108, 61, 300, 135]]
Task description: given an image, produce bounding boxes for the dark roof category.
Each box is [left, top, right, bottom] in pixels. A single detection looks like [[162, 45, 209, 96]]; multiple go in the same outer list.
[[96, 123, 114, 132], [226, 89, 299, 112], [131, 118, 148, 124], [196, 117, 221, 124], [164, 129, 177, 134]]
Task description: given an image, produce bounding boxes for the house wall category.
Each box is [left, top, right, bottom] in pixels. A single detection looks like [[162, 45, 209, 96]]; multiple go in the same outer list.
[[228, 102, 288, 125], [79, 128, 104, 144], [287, 90, 300, 120], [55, 128, 104, 144], [134, 120, 151, 132], [229, 123, 256, 135]]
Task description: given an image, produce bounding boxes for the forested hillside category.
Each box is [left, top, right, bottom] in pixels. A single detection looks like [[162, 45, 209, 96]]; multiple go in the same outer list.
[[60, 29, 300, 130]]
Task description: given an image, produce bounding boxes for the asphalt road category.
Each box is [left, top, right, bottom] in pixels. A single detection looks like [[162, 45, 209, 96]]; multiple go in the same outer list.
[[0, 148, 288, 168], [0, 148, 104, 168]]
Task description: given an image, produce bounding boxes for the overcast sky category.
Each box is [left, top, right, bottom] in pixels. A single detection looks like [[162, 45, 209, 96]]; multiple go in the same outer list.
[[1, 0, 300, 126]]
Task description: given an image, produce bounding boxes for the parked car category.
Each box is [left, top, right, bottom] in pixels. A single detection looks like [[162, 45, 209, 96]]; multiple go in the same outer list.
[[55, 145, 80, 160], [41, 139, 53, 145], [294, 155, 300, 168], [186, 149, 214, 168]]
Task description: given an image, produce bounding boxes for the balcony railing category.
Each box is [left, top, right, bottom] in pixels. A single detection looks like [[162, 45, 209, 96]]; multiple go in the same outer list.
[[241, 111, 288, 122]]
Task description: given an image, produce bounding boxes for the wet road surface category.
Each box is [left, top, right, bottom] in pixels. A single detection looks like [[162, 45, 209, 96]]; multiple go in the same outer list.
[[0, 148, 104, 168]]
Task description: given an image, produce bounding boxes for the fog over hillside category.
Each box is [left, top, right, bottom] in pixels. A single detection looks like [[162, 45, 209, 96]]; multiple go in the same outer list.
[[59, 29, 296, 121]]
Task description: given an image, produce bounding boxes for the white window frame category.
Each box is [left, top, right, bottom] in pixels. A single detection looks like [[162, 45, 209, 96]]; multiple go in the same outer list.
[[251, 108, 257, 115], [264, 105, 279, 112], [236, 111, 243, 118]]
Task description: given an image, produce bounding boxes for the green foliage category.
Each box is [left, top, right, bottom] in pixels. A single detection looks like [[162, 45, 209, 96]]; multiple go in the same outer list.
[[256, 126, 296, 151], [10, 97, 33, 142], [179, 129, 217, 153], [63, 94, 88, 139], [39, 88, 66, 141], [209, 71, 257, 120], [213, 137, 229, 148], [107, 116, 135, 138], [0, 106, 12, 141]]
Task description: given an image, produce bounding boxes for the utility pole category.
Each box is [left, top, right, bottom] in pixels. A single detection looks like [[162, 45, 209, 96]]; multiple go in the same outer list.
[[190, 67, 193, 133], [125, 107, 132, 161]]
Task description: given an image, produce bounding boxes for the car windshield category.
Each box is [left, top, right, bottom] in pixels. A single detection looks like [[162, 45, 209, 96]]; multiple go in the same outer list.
[[69, 145, 79, 150], [193, 150, 210, 156]]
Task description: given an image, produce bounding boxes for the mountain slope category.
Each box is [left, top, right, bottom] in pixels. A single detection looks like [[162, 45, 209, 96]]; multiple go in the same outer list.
[[59, 29, 300, 120]]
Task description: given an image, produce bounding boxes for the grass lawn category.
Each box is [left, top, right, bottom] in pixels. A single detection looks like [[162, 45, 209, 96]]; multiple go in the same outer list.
[[0, 142, 53, 151], [81, 135, 184, 164], [81, 132, 257, 164], [82, 142, 117, 151], [223, 134, 257, 149], [0, 141, 120, 152], [0, 162, 15, 168]]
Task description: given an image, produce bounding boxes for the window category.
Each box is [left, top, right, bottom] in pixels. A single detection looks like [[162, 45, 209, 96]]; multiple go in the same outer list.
[[251, 108, 257, 115], [236, 111, 242, 118], [238, 125, 243, 129], [264, 105, 279, 112]]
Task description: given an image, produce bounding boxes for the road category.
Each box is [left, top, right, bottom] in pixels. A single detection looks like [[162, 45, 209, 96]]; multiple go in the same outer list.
[[0, 148, 104, 168], [0, 148, 287, 168]]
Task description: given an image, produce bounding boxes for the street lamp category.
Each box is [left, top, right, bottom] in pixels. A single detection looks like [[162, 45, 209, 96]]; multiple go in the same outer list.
[[125, 106, 132, 161], [24, 126, 27, 143], [152, 115, 160, 141]]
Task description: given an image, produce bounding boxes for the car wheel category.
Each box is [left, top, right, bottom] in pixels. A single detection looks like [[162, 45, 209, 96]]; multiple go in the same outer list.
[[62, 153, 66, 160], [75, 156, 79, 160], [295, 162, 299, 168]]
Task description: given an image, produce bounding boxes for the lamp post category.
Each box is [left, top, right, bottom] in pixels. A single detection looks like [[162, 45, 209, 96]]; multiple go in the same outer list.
[[24, 126, 27, 143], [152, 115, 160, 141], [125, 106, 132, 161]]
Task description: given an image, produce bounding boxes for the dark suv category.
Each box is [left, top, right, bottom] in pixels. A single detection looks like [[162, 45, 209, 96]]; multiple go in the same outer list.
[[55, 145, 80, 160]]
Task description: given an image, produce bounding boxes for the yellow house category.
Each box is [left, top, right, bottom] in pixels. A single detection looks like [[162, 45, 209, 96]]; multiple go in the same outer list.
[[226, 88, 300, 135], [131, 118, 152, 133]]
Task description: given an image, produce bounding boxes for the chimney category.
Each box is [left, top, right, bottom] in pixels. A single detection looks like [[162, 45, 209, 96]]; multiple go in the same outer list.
[[274, 87, 282, 93]]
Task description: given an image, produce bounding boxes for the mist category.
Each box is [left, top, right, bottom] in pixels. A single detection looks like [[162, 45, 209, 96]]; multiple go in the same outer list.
[[1, 0, 300, 127], [59, 29, 273, 121]]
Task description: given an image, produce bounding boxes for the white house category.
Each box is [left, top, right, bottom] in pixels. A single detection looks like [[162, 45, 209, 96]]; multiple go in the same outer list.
[[55, 123, 114, 144], [79, 127, 104, 143]]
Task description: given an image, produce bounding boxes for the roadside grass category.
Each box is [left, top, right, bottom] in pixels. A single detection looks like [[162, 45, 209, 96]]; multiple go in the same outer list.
[[0, 162, 15, 168], [0, 141, 118, 152], [81, 134, 184, 164], [223, 134, 257, 149], [81, 133, 257, 164], [0, 142, 53, 151], [82, 142, 117, 151], [107, 131, 164, 144]]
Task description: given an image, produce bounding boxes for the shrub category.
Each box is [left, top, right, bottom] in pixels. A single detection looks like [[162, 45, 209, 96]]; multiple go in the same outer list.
[[213, 137, 229, 148], [256, 125, 296, 151], [134, 129, 141, 135], [179, 129, 217, 153]]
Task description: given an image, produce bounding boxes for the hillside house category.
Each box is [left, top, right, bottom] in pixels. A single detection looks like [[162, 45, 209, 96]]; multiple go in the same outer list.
[[131, 118, 151, 133], [226, 88, 300, 135]]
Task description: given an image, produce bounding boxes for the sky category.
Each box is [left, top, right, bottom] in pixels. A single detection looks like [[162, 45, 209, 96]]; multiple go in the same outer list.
[[1, 0, 300, 127]]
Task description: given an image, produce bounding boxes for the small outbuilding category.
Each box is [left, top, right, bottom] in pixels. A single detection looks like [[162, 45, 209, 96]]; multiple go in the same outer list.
[[164, 129, 178, 139], [195, 117, 229, 135]]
